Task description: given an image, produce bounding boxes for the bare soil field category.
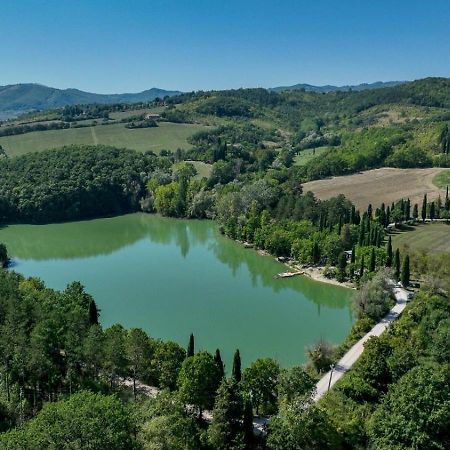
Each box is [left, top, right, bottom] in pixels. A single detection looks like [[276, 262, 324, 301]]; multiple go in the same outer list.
[[302, 167, 447, 210]]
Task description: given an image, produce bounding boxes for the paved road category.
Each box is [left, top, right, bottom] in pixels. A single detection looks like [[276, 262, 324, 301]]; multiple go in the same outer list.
[[313, 284, 409, 402]]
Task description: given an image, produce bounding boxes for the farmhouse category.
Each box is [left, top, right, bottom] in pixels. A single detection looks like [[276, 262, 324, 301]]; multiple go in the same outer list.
[[145, 113, 161, 121]]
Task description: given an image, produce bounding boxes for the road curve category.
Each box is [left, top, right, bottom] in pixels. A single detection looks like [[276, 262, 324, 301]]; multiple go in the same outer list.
[[313, 284, 409, 402]]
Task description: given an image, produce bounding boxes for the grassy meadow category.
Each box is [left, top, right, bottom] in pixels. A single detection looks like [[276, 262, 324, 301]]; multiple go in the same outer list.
[[433, 169, 450, 189], [391, 222, 450, 254], [0, 122, 208, 156]]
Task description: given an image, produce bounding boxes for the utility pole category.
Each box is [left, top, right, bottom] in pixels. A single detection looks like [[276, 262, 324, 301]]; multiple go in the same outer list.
[[327, 364, 335, 392]]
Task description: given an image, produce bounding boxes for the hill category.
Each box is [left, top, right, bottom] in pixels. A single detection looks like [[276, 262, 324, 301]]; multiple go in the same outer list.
[[0, 83, 181, 118], [270, 80, 405, 93]]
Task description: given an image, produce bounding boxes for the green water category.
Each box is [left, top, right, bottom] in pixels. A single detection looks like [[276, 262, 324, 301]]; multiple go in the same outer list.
[[0, 213, 353, 368]]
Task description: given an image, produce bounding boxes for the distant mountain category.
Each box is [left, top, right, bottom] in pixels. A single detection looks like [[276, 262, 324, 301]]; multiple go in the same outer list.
[[0, 83, 182, 118], [270, 80, 406, 93]]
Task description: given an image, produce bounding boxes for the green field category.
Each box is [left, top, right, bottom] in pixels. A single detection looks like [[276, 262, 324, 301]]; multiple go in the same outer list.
[[293, 146, 328, 166], [433, 169, 450, 189], [391, 222, 450, 254], [189, 161, 213, 179], [0, 122, 208, 156]]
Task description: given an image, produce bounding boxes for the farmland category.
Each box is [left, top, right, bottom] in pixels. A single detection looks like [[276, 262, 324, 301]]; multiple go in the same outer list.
[[391, 222, 450, 254], [0, 121, 208, 156], [302, 167, 448, 210]]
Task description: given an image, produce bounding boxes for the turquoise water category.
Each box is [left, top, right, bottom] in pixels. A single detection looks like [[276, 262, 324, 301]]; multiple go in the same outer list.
[[0, 213, 353, 368]]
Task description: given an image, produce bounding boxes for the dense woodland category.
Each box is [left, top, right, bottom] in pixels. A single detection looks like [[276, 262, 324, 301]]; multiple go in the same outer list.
[[0, 77, 450, 448]]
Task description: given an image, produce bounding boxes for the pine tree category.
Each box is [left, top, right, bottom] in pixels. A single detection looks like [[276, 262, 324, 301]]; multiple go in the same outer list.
[[401, 254, 410, 287], [386, 236, 393, 267], [187, 333, 195, 358], [232, 349, 241, 382], [394, 248, 401, 281], [88, 299, 99, 325], [214, 349, 225, 378], [369, 247, 376, 272], [421, 194, 427, 222]]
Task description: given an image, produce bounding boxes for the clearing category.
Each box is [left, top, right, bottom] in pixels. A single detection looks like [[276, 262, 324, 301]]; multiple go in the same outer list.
[[302, 167, 447, 210], [391, 222, 450, 254], [0, 122, 208, 156], [294, 147, 328, 166], [433, 169, 450, 189]]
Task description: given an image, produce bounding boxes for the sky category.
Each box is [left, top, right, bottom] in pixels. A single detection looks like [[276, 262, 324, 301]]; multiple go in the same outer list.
[[1, 0, 450, 93]]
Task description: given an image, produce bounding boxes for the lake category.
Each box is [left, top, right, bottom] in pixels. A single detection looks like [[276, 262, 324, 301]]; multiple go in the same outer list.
[[0, 213, 353, 368]]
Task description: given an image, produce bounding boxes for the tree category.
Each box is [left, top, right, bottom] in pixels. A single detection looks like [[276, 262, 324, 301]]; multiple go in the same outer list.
[[421, 194, 427, 222], [104, 324, 128, 387], [337, 252, 347, 282], [126, 328, 153, 399], [268, 399, 341, 450], [401, 254, 410, 287], [0, 243, 8, 267], [412, 203, 418, 220], [208, 379, 245, 450], [177, 351, 222, 415], [368, 364, 450, 450], [215, 349, 225, 378], [352, 269, 394, 321], [232, 349, 242, 382], [386, 236, 393, 267], [369, 247, 376, 272], [88, 299, 99, 325], [187, 333, 195, 358], [243, 399, 254, 448], [0, 391, 133, 450], [306, 339, 334, 374], [430, 201, 435, 221], [242, 358, 280, 415], [359, 254, 365, 279], [394, 248, 401, 281], [151, 341, 185, 390], [278, 366, 315, 405]]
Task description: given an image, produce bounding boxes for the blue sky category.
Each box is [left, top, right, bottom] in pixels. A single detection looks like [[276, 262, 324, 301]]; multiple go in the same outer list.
[[1, 0, 449, 92]]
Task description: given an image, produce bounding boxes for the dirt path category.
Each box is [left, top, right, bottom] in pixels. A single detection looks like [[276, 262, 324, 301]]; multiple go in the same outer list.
[[302, 167, 447, 210]]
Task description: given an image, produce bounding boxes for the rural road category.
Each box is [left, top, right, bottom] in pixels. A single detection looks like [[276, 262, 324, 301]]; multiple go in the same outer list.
[[312, 284, 409, 402]]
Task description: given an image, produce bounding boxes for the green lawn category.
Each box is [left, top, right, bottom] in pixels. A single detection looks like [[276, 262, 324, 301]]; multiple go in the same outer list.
[[0, 122, 209, 156], [293, 146, 328, 166], [189, 161, 213, 179], [391, 222, 450, 254], [433, 169, 450, 189]]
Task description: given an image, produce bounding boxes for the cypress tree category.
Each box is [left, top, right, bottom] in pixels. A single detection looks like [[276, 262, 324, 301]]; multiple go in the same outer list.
[[413, 203, 418, 220], [187, 333, 195, 358], [358, 220, 365, 246], [406, 199, 411, 221], [430, 201, 435, 221], [232, 349, 241, 382], [421, 194, 427, 222], [337, 252, 347, 282], [338, 216, 342, 235], [359, 255, 365, 279], [385, 206, 390, 227], [88, 299, 99, 325], [394, 248, 401, 281], [401, 254, 410, 287], [351, 245, 356, 264], [386, 236, 393, 267], [369, 247, 376, 272], [214, 349, 225, 378]]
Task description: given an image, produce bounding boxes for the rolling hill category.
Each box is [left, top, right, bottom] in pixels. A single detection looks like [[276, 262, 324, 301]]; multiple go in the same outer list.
[[0, 83, 182, 118], [270, 80, 405, 93]]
